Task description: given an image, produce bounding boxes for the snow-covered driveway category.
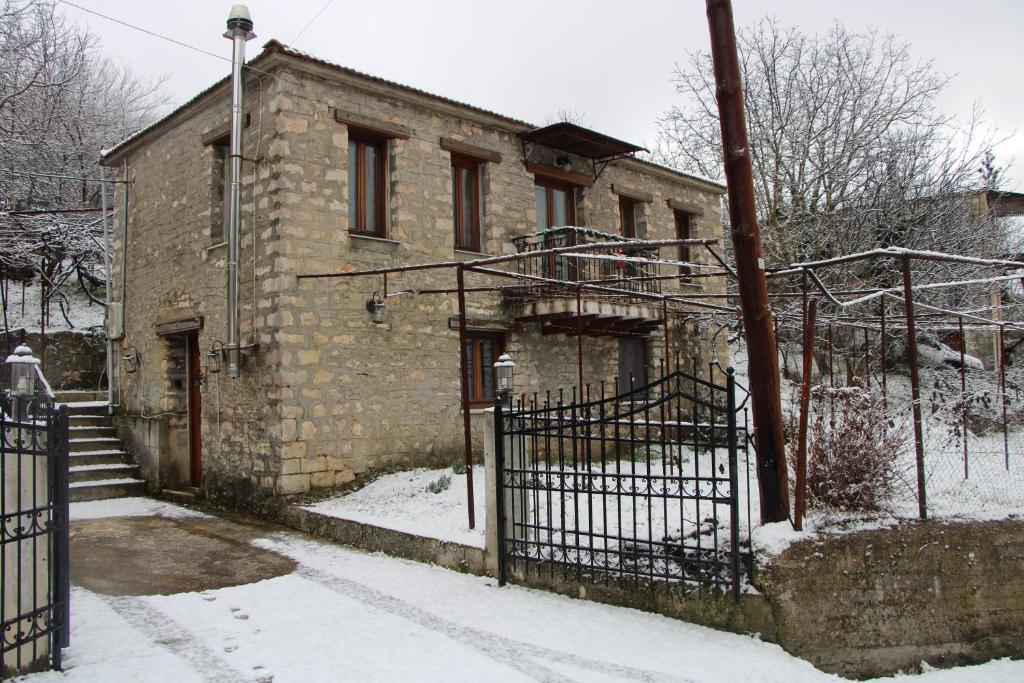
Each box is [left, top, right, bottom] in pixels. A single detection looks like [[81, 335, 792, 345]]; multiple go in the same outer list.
[[20, 498, 1022, 683]]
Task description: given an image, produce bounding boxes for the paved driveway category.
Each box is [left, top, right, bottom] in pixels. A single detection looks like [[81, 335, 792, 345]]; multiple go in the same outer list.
[[18, 498, 1022, 683]]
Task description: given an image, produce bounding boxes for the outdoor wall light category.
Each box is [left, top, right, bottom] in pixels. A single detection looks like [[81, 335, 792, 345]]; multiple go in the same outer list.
[[366, 291, 387, 324], [6, 345, 39, 398], [207, 340, 227, 374], [122, 345, 141, 375], [494, 352, 515, 407]]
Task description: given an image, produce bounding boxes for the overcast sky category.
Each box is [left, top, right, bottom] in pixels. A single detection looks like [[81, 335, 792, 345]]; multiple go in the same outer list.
[[60, 0, 1024, 189]]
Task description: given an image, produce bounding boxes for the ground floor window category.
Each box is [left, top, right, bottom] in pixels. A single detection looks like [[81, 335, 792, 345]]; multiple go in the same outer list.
[[465, 333, 503, 405]]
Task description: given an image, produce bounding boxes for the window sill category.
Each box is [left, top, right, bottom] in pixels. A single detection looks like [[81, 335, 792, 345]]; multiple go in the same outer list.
[[455, 248, 488, 260], [348, 232, 400, 253], [466, 407, 492, 415]]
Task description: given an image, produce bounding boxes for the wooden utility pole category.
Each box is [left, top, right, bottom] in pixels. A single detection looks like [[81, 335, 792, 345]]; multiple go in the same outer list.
[[706, 0, 790, 523]]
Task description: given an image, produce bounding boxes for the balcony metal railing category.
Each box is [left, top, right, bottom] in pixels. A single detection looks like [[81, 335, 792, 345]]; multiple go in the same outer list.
[[508, 227, 662, 302]]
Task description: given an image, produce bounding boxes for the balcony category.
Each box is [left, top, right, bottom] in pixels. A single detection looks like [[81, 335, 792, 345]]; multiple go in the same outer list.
[[505, 227, 665, 337]]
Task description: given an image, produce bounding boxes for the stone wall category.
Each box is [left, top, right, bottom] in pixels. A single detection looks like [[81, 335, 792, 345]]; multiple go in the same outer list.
[[759, 518, 1024, 678], [7, 329, 106, 391], [269, 58, 727, 495], [105, 70, 285, 505], [104, 47, 727, 501]]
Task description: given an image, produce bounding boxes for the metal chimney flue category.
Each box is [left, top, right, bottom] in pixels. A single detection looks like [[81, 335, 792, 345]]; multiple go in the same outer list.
[[224, 5, 255, 378]]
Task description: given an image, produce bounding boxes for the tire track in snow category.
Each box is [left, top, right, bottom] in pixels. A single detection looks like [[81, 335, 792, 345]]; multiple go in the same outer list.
[[297, 565, 695, 683], [102, 595, 254, 682]]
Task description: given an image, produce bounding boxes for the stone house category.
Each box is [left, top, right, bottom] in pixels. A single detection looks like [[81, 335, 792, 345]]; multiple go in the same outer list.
[[100, 40, 727, 504]]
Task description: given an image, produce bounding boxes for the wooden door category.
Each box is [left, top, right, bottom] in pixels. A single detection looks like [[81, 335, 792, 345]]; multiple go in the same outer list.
[[187, 333, 203, 487], [618, 337, 648, 394]]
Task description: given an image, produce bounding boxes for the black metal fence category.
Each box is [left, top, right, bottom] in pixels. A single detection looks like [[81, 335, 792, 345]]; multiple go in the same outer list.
[[1, 372, 70, 675], [494, 361, 751, 601]]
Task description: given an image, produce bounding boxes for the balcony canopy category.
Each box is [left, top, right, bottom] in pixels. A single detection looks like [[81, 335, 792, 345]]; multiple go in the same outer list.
[[521, 122, 646, 160]]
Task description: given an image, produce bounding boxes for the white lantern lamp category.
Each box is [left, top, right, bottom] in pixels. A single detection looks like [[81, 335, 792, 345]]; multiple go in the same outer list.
[[6, 345, 39, 398], [493, 352, 515, 407]]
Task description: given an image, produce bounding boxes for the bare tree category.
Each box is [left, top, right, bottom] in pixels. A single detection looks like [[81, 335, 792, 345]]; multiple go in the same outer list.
[[655, 18, 1009, 275], [0, 0, 168, 333]]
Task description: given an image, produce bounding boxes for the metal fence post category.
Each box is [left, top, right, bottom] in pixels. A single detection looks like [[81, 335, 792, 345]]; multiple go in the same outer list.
[[726, 368, 741, 604], [494, 400, 507, 587], [53, 404, 70, 660], [901, 256, 927, 520]]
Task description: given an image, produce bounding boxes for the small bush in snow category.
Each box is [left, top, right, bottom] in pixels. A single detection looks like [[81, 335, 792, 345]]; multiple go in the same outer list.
[[788, 386, 907, 513], [451, 462, 466, 475], [425, 474, 452, 494]]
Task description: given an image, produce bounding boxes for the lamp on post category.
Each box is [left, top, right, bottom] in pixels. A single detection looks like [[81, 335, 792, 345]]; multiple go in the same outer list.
[[494, 352, 515, 408], [6, 345, 40, 420]]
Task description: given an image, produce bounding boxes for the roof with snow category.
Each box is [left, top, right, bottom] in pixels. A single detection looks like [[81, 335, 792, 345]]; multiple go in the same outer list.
[[100, 40, 723, 192]]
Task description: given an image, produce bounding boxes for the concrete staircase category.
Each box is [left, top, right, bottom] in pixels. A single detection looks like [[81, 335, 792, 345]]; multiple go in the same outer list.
[[56, 391, 146, 503]]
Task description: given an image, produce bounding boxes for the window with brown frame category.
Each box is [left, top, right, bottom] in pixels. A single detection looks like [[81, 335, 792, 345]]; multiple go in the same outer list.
[[675, 210, 693, 280], [465, 332, 503, 405], [619, 196, 639, 238], [452, 155, 481, 251], [534, 177, 577, 230], [347, 134, 387, 237]]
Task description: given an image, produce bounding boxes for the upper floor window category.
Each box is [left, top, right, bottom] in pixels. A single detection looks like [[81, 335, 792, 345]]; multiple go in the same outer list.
[[675, 210, 693, 280], [348, 134, 386, 237], [210, 137, 230, 240], [452, 155, 481, 252], [619, 196, 640, 238], [534, 178, 577, 229]]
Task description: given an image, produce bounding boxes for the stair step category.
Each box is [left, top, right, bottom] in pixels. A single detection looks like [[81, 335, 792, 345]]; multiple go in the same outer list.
[[69, 425, 117, 439], [161, 487, 201, 504], [69, 437, 123, 453], [69, 478, 146, 503], [68, 414, 111, 426], [70, 450, 127, 466], [55, 390, 105, 403], [63, 401, 109, 416], [70, 463, 139, 483]]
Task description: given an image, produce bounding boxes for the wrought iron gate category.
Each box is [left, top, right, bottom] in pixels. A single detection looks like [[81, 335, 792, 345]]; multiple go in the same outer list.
[[1, 384, 70, 675], [494, 363, 750, 600]]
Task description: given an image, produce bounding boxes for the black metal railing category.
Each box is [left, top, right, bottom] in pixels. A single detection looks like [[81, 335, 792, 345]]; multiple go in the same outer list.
[[509, 227, 662, 301], [495, 360, 751, 601], [1, 366, 70, 676]]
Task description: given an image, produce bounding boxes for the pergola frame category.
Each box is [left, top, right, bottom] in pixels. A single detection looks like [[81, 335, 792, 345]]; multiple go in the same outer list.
[[297, 240, 1024, 528]]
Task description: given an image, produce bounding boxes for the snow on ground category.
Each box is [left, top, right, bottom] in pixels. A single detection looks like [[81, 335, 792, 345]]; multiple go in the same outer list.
[[70, 496, 208, 521], [17, 498, 1024, 682], [302, 467, 487, 548], [4, 281, 104, 333]]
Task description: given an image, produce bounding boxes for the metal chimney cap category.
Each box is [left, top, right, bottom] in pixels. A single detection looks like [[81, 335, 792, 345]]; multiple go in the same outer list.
[[227, 4, 251, 22], [226, 4, 255, 36]]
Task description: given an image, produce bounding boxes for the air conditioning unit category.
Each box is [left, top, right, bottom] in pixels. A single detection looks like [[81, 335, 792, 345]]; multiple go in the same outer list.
[[106, 303, 124, 340]]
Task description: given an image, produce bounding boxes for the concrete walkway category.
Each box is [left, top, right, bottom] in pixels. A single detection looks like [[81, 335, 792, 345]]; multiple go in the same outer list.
[[19, 498, 1022, 683]]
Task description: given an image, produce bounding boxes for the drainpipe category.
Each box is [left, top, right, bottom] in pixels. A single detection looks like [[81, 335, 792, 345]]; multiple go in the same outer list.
[[120, 159, 128, 342], [224, 5, 255, 378], [100, 165, 114, 412]]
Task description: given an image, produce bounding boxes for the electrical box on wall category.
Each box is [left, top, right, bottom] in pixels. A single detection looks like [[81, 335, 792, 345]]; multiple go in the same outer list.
[[106, 303, 123, 339]]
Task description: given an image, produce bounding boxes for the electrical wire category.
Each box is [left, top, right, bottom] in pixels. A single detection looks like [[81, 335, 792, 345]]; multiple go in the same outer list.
[[290, 0, 334, 47], [56, 0, 278, 81]]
